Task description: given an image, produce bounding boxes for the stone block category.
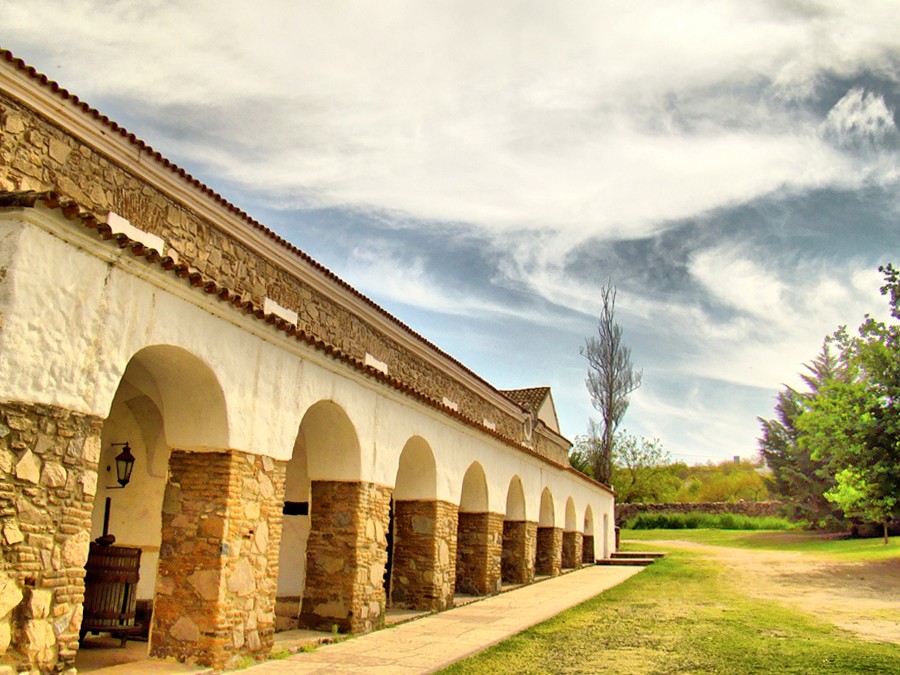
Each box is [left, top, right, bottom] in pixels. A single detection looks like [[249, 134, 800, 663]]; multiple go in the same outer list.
[[188, 570, 220, 601], [0, 572, 23, 619], [15, 449, 41, 483], [41, 461, 67, 488], [28, 589, 52, 619], [2, 522, 24, 546], [170, 616, 200, 642]]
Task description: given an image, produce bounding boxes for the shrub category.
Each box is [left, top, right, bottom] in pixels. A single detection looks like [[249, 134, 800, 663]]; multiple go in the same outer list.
[[626, 512, 794, 530]]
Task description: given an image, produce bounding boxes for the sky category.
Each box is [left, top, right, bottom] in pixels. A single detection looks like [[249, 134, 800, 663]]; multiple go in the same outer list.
[[3, 1, 898, 464]]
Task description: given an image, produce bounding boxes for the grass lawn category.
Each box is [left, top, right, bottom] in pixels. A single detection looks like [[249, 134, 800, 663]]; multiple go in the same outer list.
[[625, 528, 900, 561], [438, 530, 900, 674]]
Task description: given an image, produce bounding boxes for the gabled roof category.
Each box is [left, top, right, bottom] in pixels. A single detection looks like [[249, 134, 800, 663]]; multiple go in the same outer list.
[[502, 386, 561, 434], [502, 386, 551, 414]]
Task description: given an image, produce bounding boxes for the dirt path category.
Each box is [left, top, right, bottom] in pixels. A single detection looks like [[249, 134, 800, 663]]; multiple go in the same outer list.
[[635, 539, 900, 645]]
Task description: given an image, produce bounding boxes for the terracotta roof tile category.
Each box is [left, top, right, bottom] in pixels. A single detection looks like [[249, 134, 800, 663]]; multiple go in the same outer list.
[[0, 189, 613, 495], [501, 386, 551, 414], [0, 47, 511, 412]]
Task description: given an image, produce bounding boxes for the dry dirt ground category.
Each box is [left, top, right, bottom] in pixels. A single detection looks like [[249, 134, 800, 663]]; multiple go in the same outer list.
[[640, 538, 900, 645]]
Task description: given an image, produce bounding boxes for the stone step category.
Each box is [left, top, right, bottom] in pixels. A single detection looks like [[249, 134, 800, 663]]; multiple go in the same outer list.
[[611, 551, 666, 559], [594, 557, 656, 566]]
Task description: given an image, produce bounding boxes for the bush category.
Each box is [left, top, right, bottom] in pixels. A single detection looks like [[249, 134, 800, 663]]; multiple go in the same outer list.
[[626, 512, 794, 530]]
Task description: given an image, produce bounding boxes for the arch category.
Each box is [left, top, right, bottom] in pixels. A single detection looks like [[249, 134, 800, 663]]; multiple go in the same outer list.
[[299, 400, 361, 481], [583, 505, 595, 536], [85, 344, 229, 663], [504, 476, 526, 521], [564, 497, 577, 532], [386, 436, 439, 609], [276, 430, 311, 598], [538, 488, 555, 527], [117, 344, 229, 449], [459, 462, 489, 512], [394, 436, 437, 500]]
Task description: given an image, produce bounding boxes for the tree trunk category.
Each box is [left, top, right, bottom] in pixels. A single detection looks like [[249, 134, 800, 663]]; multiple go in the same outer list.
[[884, 519, 890, 546]]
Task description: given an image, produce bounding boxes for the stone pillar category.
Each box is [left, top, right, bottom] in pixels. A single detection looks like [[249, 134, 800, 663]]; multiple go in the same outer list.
[[0, 401, 103, 674], [562, 531, 583, 569], [390, 500, 457, 611], [501, 520, 536, 585], [582, 535, 595, 564], [454, 512, 503, 596], [151, 450, 286, 671], [535, 527, 562, 577], [299, 480, 391, 634]]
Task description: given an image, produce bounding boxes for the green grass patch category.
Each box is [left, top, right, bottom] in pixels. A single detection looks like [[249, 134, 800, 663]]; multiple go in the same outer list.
[[626, 511, 795, 531], [439, 538, 899, 674], [624, 528, 900, 561]]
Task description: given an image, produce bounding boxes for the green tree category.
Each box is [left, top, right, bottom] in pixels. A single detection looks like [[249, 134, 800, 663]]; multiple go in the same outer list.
[[580, 283, 642, 485], [610, 432, 680, 503], [757, 344, 844, 526], [799, 264, 900, 543]]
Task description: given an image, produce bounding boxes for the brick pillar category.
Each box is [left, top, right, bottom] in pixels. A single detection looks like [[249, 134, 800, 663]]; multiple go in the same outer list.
[[501, 520, 536, 584], [390, 500, 457, 611], [582, 535, 595, 564], [151, 450, 286, 671], [0, 401, 103, 674], [454, 512, 503, 596], [300, 481, 391, 634], [562, 531, 583, 569], [535, 527, 562, 576]]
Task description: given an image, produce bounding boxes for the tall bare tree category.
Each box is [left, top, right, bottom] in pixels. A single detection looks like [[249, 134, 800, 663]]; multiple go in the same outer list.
[[580, 283, 642, 485]]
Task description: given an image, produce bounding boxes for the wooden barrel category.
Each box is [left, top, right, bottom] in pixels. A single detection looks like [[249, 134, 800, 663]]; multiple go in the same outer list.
[[81, 544, 141, 645]]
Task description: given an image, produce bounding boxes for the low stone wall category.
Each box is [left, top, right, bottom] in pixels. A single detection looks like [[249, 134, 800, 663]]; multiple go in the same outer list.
[[615, 501, 786, 527]]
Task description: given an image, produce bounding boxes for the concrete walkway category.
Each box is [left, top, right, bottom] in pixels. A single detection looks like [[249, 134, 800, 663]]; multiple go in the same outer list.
[[246, 565, 642, 674]]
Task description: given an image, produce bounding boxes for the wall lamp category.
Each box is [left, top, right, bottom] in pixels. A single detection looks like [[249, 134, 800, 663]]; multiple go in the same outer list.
[[108, 442, 136, 489]]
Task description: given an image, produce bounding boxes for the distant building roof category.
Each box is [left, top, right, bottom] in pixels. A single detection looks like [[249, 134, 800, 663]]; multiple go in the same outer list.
[[502, 386, 551, 414]]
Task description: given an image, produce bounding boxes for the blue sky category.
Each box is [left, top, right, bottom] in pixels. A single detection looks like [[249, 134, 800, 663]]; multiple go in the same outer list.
[[3, 1, 898, 463]]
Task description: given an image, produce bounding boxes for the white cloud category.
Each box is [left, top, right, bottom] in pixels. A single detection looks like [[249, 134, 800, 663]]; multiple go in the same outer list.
[[4, 0, 897, 253], [823, 88, 898, 149]]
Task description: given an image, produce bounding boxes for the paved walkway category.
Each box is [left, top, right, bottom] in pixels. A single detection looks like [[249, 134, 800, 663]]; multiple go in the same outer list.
[[246, 565, 642, 674]]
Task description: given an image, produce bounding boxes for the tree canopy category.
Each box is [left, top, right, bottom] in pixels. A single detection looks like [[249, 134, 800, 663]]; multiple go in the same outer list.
[[759, 264, 900, 542], [580, 283, 641, 484]]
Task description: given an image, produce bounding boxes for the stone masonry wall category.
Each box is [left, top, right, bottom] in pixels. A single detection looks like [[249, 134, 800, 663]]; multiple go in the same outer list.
[[615, 501, 786, 527], [454, 512, 503, 596], [561, 531, 583, 569], [152, 450, 286, 671], [0, 93, 563, 460], [582, 534, 595, 564], [432, 501, 458, 610], [390, 500, 457, 611], [535, 527, 562, 577], [501, 520, 536, 585], [0, 400, 102, 673], [300, 481, 391, 634]]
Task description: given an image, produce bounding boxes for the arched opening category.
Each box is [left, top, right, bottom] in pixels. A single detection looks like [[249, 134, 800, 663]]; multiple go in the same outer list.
[[387, 437, 443, 610], [274, 430, 310, 631], [501, 476, 534, 585], [582, 506, 596, 564], [535, 488, 561, 577], [78, 345, 230, 668], [455, 462, 501, 596], [562, 497, 583, 569], [276, 399, 361, 624], [287, 401, 386, 634]]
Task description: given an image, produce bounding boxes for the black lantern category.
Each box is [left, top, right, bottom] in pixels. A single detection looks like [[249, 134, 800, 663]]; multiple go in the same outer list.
[[112, 442, 136, 488]]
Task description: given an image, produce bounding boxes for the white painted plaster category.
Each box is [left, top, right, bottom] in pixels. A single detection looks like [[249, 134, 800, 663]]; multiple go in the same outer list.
[[263, 297, 298, 326], [364, 352, 388, 375], [0, 210, 618, 560], [106, 212, 165, 255]]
